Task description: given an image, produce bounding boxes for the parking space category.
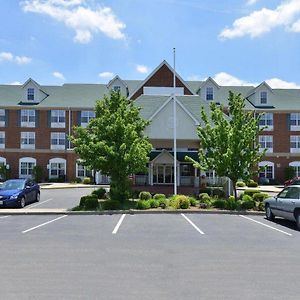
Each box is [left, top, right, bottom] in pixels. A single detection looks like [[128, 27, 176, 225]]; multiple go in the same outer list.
[[1, 213, 300, 299]]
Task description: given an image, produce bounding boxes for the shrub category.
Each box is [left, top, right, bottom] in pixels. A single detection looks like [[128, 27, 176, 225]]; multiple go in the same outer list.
[[153, 193, 166, 200], [32, 165, 43, 183], [199, 193, 209, 200], [239, 192, 244, 200], [242, 194, 253, 202], [210, 188, 225, 198], [253, 192, 270, 202], [177, 195, 190, 209], [137, 200, 151, 210], [169, 196, 180, 209], [258, 201, 265, 211], [149, 199, 159, 208], [225, 197, 238, 210], [244, 189, 259, 198], [199, 203, 208, 209], [285, 166, 296, 181], [212, 199, 226, 209], [101, 200, 121, 210], [247, 179, 258, 187], [74, 177, 82, 183], [130, 190, 140, 199], [189, 197, 197, 207], [79, 195, 89, 207], [84, 196, 99, 210], [236, 181, 246, 187], [241, 199, 256, 210], [199, 188, 211, 195], [83, 177, 91, 184], [92, 188, 106, 199], [139, 191, 152, 200], [158, 198, 168, 209]]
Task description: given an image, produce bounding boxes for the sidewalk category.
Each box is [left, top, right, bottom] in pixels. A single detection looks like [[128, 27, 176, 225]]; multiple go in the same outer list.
[[237, 185, 283, 194], [40, 183, 109, 189]]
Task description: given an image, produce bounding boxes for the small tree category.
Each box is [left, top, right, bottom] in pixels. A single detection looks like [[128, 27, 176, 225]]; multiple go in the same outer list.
[[0, 165, 9, 181], [186, 91, 265, 200], [285, 166, 296, 180], [32, 165, 43, 183], [70, 91, 152, 202]]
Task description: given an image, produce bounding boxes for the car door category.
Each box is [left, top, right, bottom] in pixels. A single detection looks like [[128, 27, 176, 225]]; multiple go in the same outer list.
[[277, 187, 299, 220], [24, 180, 34, 202], [274, 188, 289, 218]]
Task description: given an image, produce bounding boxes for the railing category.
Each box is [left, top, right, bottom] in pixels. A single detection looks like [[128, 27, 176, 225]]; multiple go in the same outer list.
[[180, 176, 194, 186]]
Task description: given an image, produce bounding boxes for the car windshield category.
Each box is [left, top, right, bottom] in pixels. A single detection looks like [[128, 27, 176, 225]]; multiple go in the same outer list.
[[0, 180, 25, 190]]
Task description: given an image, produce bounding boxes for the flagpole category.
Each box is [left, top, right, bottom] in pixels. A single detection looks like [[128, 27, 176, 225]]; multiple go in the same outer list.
[[173, 48, 177, 195]]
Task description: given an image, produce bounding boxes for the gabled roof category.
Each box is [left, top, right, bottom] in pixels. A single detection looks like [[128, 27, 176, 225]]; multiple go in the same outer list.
[[128, 60, 195, 99], [200, 77, 220, 89], [107, 75, 128, 88], [22, 78, 41, 89]]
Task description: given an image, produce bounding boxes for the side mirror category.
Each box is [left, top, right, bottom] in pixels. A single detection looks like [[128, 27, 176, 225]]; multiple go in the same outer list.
[[25, 185, 31, 189]]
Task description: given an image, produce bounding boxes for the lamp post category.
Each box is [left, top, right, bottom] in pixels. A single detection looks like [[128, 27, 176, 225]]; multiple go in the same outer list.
[[173, 48, 177, 195]]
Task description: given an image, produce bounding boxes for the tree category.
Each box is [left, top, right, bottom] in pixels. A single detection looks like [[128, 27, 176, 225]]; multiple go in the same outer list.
[[70, 91, 152, 201], [186, 91, 265, 200]]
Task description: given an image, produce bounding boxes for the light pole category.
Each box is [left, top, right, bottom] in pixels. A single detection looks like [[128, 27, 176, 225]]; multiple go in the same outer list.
[[173, 48, 177, 195]]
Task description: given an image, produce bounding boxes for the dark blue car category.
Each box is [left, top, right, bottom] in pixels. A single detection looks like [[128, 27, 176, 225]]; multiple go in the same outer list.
[[0, 179, 40, 208]]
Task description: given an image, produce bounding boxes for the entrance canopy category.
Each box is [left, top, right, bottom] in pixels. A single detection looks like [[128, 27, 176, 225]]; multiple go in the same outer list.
[[149, 150, 199, 163]]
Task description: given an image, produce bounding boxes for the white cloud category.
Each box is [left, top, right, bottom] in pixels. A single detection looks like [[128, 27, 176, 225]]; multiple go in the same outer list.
[[213, 72, 256, 86], [0, 52, 14, 62], [187, 75, 204, 81], [265, 78, 300, 88], [53, 71, 65, 80], [219, 0, 300, 39], [9, 81, 22, 85], [0, 52, 32, 64], [21, 0, 126, 44], [98, 71, 114, 79], [136, 64, 149, 74], [247, 0, 259, 5]]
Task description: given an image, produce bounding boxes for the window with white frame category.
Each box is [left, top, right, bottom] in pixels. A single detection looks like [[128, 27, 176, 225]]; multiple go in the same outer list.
[[20, 132, 35, 149], [51, 110, 65, 128], [290, 136, 300, 153], [27, 88, 35, 101], [259, 161, 274, 179], [113, 86, 121, 92], [206, 87, 214, 101], [0, 109, 5, 127], [290, 113, 300, 131], [0, 132, 5, 149], [49, 158, 66, 179], [289, 161, 300, 177], [259, 135, 273, 153], [19, 157, 36, 178], [260, 91, 267, 104], [81, 111, 95, 128], [21, 109, 35, 127], [259, 113, 273, 130], [76, 161, 93, 178], [50, 132, 65, 150]]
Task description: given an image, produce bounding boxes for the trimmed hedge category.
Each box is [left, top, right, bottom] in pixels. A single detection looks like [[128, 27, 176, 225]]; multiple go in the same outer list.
[[244, 189, 260, 198], [225, 198, 238, 210], [247, 180, 258, 187], [253, 192, 269, 202], [83, 177, 91, 184], [101, 200, 121, 210], [84, 196, 99, 210], [212, 199, 226, 209], [236, 181, 246, 187], [153, 193, 166, 200], [189, 197, 197, 207], [149, 199, 160, 208], [137, 200, 151, 210], [91, 188, 106, 199], [139, 191, 152, 200]]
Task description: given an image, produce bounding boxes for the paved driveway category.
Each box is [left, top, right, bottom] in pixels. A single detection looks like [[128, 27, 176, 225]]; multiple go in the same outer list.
[[0, 213, 300, 299]]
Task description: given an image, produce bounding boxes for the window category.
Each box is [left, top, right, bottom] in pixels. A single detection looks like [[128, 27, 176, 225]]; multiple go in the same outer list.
[[278, 187, 300, 199], [20, 132, 35, 149], [206, 87, 214, 101], [290, 113, 300, 131], [76, 161, 93, 178], [259, 113, 273, 130], [289, 161, 300, 177], [291, 136, 300, 153], [21, 109, 35, 127], [50, 132, 65, 150], [259, 161, 274, 179], [260, 91, 267, 104], [19, 157, 36, 179], [113, 86, 121, 92], [259, 135, 273, 153], [49, 158, 66, 179], [81, 111, 95, 128], [27, 88, 34, 101], [180, 164, 194, 177], [0, 132, 5, 149], [51, 110, 65, 128], [0, 109, 5, 127]]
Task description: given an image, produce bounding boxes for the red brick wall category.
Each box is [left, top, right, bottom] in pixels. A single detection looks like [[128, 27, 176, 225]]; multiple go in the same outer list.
[[131, 64, 193, 100]]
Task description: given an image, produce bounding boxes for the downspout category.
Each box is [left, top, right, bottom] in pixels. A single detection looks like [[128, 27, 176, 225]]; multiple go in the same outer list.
[[68, 107, 71, 150]]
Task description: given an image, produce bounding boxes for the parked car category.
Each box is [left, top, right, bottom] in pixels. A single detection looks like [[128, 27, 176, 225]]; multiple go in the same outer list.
[[264, 185, 300, 230], [284, 177, 300, 186], [0, 179, 40, 208]]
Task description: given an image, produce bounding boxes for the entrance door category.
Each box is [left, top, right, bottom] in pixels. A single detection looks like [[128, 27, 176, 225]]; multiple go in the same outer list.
[[153, 165, 174, 184]]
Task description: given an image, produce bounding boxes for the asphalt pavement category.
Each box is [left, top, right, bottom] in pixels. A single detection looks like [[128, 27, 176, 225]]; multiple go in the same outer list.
[[1, 213, 299, 299]]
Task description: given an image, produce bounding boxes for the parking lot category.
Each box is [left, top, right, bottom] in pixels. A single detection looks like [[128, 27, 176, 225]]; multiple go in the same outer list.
[[1, 212, 300, 300]]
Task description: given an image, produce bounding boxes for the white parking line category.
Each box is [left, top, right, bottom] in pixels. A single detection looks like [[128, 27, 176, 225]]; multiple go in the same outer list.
[[112, 214, 126, 234], [0, 216, 10, 219], [239, 215, 292, 236], [27, 198, 53, 208], [181, 213, 205, 235], [22, 215, 68, 234]]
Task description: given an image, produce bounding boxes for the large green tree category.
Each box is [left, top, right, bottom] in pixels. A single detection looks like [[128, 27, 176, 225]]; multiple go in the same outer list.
[[70, 91, 152, 201], [186, 91, 265, 199]]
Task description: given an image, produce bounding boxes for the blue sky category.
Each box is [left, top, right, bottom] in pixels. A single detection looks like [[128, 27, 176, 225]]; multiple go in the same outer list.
[[1, 0, 300, 88]]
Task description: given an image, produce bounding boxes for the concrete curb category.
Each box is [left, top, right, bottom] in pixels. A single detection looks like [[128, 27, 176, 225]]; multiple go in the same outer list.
[[40, 185, 100, 190], [0, 209, 265, 216]]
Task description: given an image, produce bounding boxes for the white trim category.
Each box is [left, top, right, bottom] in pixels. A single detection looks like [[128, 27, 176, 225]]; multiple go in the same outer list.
[[258, 161, 274, 179], [255, 81, 273, 93], [151, 149, 179, 164], [289, 161, 300, 167], [49, 157, 66, 179], [200, 77, 220, 89], [128, 60, 195, 99], [19, 157, 36, 179], [107, 75, 128, 88]]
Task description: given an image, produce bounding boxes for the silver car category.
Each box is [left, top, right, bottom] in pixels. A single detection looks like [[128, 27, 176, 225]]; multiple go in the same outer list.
[[264, 185, 300, 230]]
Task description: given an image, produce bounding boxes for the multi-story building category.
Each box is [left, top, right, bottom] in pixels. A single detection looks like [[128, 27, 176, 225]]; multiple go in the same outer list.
[[0, 61, 299, 193]]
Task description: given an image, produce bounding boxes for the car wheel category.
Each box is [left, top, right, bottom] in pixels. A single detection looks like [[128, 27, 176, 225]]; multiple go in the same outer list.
[[19, 197, 26, 208], [36, 192, 40, 202], [265, 205, 275, 221], [296, 212, 300, 231]]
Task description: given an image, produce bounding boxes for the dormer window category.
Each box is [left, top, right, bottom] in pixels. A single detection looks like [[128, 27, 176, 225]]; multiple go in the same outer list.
[[260, 91, 267, 104], [113, 86, 121, 92], [27, 88, 35, 101], [206, 87, 214, 101]]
